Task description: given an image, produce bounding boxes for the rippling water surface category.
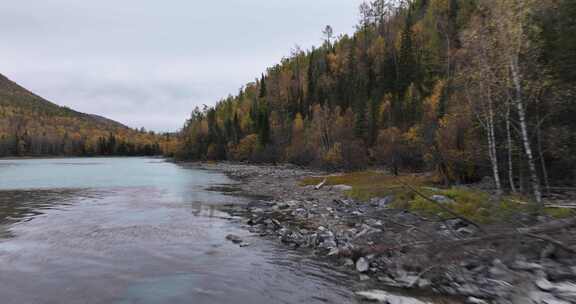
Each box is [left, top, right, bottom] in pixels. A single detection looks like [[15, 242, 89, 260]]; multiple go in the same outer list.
[[0, 158, 362, 304]]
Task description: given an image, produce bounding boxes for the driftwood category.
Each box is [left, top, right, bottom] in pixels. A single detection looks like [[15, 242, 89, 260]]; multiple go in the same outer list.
[[314, 178, 327, 190]]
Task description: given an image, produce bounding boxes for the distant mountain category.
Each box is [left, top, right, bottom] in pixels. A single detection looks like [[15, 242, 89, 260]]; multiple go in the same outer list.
[[0, 73, 167, 156], [0, 73, 127, 127]]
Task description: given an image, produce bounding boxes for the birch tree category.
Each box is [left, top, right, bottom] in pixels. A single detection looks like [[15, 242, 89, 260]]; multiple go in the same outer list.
[[491, 0, 543, 205], [461, 11, 505, 196]]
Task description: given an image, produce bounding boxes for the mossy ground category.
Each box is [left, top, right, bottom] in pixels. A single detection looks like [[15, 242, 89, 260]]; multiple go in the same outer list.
[[300, 171, 575, 224], [300, 171, 433, 202]]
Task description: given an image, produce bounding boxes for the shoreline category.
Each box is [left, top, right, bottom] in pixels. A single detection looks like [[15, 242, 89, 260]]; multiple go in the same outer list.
[[195, 161, 576, 304], [0, 155, 164, 161]]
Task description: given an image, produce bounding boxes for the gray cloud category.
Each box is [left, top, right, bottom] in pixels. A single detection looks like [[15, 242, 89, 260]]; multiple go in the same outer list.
[[0, 0, 364, 131]]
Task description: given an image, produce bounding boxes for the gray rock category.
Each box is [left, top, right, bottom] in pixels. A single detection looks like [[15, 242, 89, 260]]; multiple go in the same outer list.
[[343, 258, 355, 267], [541, 244, 556, 259], [274, 202, 291, 210], [371, 195, 394, 208], [431, 195, 455, 204], [536, 276, 555, 292], [225, 234, 243, 244], [466, 297, 488, 304], [542, 296, 572, 304], [359, 274, 371, 281], [457, 226, 477, 236], [319, 239, 337, 250], [353, 224, 382, 240], [510, 260, 543, 272], [365, 218, 383, 227], [332, 184, 353, 191], [489, 259, 514, 282], [416, 278, 431, 288], [551, 282, 576, 302], [529, 290, 572, 304], [356, 257, 370, 273], [542, 261, 576, 281], [355, 290, 430, 304]]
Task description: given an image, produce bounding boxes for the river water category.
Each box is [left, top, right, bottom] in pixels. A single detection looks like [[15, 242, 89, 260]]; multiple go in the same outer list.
[[0, 157, 452, 304], [0, 157, 363, 304]]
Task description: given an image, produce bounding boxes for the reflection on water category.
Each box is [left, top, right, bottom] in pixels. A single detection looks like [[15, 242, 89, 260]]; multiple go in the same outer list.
[[0, 189, 104, 236]]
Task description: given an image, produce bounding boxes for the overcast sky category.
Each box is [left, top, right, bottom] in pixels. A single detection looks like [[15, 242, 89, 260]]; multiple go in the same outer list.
[[0, 1, 363, 132]]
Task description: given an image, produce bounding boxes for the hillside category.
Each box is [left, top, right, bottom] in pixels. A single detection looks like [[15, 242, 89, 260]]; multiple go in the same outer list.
[[0, 73, 170, 156], [177, 0, 576, 203]]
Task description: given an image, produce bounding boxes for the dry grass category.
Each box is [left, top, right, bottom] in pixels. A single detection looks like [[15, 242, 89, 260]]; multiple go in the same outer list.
[[300, 171, 435, 201], [300, 170, 575, 223]]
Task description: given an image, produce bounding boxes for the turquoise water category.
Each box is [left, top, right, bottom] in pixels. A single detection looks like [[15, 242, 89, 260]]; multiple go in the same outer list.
[[0, 157, 223, 190], [0, 157, 359, 304]]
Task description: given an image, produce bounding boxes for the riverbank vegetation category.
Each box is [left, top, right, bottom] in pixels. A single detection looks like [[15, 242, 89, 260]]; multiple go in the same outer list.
[[301, 171, 574, 223], [177, 0, 576, 205]]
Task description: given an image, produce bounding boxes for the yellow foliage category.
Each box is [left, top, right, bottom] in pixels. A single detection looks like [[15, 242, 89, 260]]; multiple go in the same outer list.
[[322, 142, 343, 167], [230, 134, 258, 161]]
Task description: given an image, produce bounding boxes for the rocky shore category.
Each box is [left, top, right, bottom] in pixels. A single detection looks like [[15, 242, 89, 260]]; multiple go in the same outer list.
[[196, 162, 576, 304]]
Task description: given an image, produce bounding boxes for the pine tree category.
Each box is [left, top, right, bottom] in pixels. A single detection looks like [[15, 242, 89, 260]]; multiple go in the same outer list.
[[398, 10, 418, 97], [257, 108, 270, 147], [259, 74, 267, 99]]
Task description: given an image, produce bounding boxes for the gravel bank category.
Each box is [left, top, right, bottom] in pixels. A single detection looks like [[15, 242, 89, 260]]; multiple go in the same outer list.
[[194, 162, 576, 304]]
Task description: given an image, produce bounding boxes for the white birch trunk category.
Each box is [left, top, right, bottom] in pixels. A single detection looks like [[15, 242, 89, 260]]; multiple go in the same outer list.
[[487, 96, 503, 195], [510, 57, 542, 205], [506, 102, 517, 193]]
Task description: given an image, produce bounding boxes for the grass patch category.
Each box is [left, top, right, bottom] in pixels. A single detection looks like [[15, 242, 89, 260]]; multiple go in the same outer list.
[[544, 207, 575, 218], [397, 187, 527, 224], [300, 171, 434, 202], [300, 171, 574, 224], [396, 188, 573, 224]]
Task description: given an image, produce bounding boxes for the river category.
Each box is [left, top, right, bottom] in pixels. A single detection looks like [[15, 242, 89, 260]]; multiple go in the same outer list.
[[0, 157, 362, 304]]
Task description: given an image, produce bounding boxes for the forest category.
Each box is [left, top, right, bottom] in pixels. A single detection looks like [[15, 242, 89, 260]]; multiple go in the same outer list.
[[177, 0, 576, 204], [0, 73, 177, 157]]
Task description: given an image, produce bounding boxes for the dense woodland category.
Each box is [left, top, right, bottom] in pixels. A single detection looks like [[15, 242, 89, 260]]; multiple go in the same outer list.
[[0, 73, 177, 157], [178, 0, 576, 204]]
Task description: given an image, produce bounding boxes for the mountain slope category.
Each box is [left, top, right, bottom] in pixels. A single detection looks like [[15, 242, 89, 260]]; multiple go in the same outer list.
[[0, 73, 165, 156], [177, 0, 576, 193]]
